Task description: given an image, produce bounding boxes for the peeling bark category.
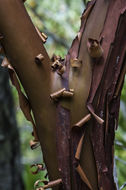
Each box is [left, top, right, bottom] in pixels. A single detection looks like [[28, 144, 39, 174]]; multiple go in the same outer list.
[[0, 57, 24, 190], [0, 0, 126, 190]]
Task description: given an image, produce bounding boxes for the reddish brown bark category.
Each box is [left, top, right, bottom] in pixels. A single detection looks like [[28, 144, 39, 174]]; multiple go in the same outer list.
[[0, 0, 126, 190]]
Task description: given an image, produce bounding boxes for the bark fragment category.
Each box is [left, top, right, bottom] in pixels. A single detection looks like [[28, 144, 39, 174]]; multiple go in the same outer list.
[[0, 0, 126, 190]]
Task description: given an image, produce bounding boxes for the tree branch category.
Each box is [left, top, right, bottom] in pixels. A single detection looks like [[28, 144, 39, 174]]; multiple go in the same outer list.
[[120, 183, 126, 190], [0, 0, 59, 181]]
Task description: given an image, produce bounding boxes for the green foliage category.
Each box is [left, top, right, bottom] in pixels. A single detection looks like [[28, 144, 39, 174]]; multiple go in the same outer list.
[[11, 0, 126, 189], [115, 77, 126, 187], [23, 164, 38, 190], [23, 164, 47, 190], [25, 0, 84, 57], [13, 1, 84, 189]]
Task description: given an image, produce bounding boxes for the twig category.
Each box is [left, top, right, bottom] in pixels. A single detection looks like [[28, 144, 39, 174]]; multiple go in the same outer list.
[[115, 156, 126, 165], [115, 140, 126, 150], [120, 183, 126, 190]]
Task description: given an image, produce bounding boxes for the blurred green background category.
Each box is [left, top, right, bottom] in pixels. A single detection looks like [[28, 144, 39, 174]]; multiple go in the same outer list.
[[10, 0, 126, 189]]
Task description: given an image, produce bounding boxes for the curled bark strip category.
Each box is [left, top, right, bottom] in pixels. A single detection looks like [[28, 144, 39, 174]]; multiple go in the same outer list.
[[31, 164, 45, 174], [87, 104, 104, 124], [1, 57, 10, 67], [0, 0, 60, 183], [68, 1, 96, 60], [51, 59, 62, 70], [1, 0, 126, 189], [51, 54, 63, 62], [50, 88, 74, 101], [57, 65, 66, 76], [41, 32, 48, 40], [87, 1, 126, 106], [70, 58, 82, 68], [34, 179, 62, 189], [87, 38, 103, 58], [34, 180, 47, 188], [77, 0, 96, 54], [51, 56, 66, 76], [35, 54, 44, 64], [29, 139, 40, 150], [50, 88, 66, 100], [87, 2, 126, 189], [62, 89, 74, 98], [35, 26, 47, 43], [43, 179, 62, 189], [73, 114, 91, 128], [1, 57, 13, 69], [9, 68, 38, 141], [75, 133, 85, 160], [76, 164, 93, 190], [114, 62, 126, 98], [81, 1, 96, 20]]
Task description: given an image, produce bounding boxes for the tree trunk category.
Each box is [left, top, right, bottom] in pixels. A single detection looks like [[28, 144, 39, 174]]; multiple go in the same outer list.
[[0, 57, 24, 190], [0, 0, 126, 190]]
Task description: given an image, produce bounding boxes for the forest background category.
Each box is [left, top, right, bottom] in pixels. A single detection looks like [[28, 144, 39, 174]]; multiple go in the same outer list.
[[1, 0, 126, 189]]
